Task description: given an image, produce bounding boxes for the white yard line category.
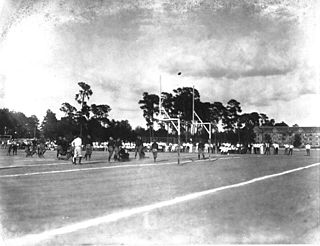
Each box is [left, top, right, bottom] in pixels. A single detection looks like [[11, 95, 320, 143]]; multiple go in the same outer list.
[[0, 157, 236, 178], [0, 153, 210, 169], [0, 162, 70, 169], [3, 162, 320, 246], [0, 160, 189, 178]]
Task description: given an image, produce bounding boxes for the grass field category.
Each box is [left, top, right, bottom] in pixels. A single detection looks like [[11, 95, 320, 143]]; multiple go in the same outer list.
[[0, 148, 319, 245]]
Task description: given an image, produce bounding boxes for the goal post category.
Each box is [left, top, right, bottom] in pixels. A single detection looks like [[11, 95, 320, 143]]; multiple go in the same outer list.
[[191, 86, 214, 159], [155, 111, 182, 165], [157, 75, 182, 164], [192, 121, 212, 159]]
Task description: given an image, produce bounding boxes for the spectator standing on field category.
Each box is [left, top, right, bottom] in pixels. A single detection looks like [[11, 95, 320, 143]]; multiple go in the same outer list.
[[61, 137, 69, 154], [198, 140, 205, 160], [305, 143, 311, 156], [273, 143, 279, 155], [284, 144, 289, 155], [151, 140, 159, 162], [114, 138, 122, 161], [107, 137, 115, 162], [253, 144, 257, 154], [264, 142, 270, 155], [32, 138, 38, 153], [259, 143, 264, 154], [135, 136, 144, 159], [288, 144, 294, 155], [56, 136, 63, 158], [84, 135, 93, 161], [38, 135, 46, 157], [12, 139, 18, 155], [71, 134, 82, 164]]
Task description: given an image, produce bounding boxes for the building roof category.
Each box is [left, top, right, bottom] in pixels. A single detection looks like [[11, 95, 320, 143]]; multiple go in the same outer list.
[[254, 126, 320, 133]]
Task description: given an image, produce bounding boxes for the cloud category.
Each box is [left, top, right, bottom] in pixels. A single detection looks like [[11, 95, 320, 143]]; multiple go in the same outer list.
[[160, 1, 301, 79], [0, 0, 318, 128], [196, 62, 320, 113], [164, 58, 295, 80]]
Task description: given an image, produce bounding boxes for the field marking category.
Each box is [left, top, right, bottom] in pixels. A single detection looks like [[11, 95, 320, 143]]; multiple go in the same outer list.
[[0, 152, 210, 169], [0, 162, 71, 169], [0, 159, 114, 169], [1, 153, 278, 171], [4, 162, 320, 246], [0, 160, 190, 178], [0, 157, 237, 178]]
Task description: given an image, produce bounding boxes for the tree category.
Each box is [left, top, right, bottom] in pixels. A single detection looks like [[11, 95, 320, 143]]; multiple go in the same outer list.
[[134, 126, 148, 138], [85, 118, 104, 141], [161, 92, 175, 116], [138, 92, 159, 140], [106, 120, 135, 141], [238, 112, 261, 144], [259, 113, 274, 126], [27, 115, 40, 138], [75, 82, 93, 137], [60, 103, 77, 119], [172, 87, 200, 122], [293, 133, 302, 147], [41, 110, 58, 140], [154, 126, 169, 138], [0, 108, 14, 135], [59, 102, 78, 137], [268, 119, 275, 126], [274, 121, 288, 127], [91, 104, 111, 126], [10, 112, 39, 138], [75, 82, 93, 106], [222, 99, 242, 144], [0, 109, 40, 138], [137, 86, 297, 145], [10, 112, 28, 137], [209, 102, 226, 125], [59, 82, 112, 139], [56, 117, 78, 141], [264, 133, 272, 143], [194, 101, 211, 122]]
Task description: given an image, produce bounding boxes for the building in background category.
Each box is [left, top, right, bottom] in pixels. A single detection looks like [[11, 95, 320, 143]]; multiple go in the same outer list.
[[253, 126, 320, 147]]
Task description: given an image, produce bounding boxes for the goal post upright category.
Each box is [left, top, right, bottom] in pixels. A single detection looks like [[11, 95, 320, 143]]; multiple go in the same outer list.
[[191, 85, 213, 160], [192, 85, 195, 124], [159, 75, 162, 117], [157, 76, 181, 165]]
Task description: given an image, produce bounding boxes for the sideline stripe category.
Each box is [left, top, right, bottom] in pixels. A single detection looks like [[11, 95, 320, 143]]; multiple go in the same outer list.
[[0, 153, 204, 169], [0, 159, 116, 169], [0, 159, 124, 169], [0, 160, 192, 178], [4, 162, 320, 246], [0, 157, 235, 178], [0, 162, 70, 169]]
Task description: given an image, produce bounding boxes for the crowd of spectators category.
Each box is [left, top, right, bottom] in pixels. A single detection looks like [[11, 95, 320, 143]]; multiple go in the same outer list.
[[1, 137, 313, 157]]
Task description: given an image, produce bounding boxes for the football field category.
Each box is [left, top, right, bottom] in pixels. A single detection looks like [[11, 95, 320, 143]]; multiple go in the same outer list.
[[0, 148, 319, 245]]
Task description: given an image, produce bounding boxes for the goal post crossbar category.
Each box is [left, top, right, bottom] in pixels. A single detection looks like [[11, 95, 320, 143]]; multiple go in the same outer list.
[[193, 111, 211, 135], [192, 111, 214, 159], [156, 108, 180, 135]]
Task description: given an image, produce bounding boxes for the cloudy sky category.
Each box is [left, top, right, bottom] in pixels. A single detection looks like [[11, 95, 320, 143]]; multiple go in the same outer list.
[[0, 0, 319, 128]]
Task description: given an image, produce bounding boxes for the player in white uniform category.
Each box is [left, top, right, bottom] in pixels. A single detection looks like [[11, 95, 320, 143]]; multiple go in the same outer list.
[[71, 135, 82, 164]]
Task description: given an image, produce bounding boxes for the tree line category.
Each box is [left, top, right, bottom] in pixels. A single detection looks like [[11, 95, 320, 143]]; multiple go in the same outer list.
[[0, 83, 290, 144], [138, 87, 289, 145], [0, 82, 137, 142]]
